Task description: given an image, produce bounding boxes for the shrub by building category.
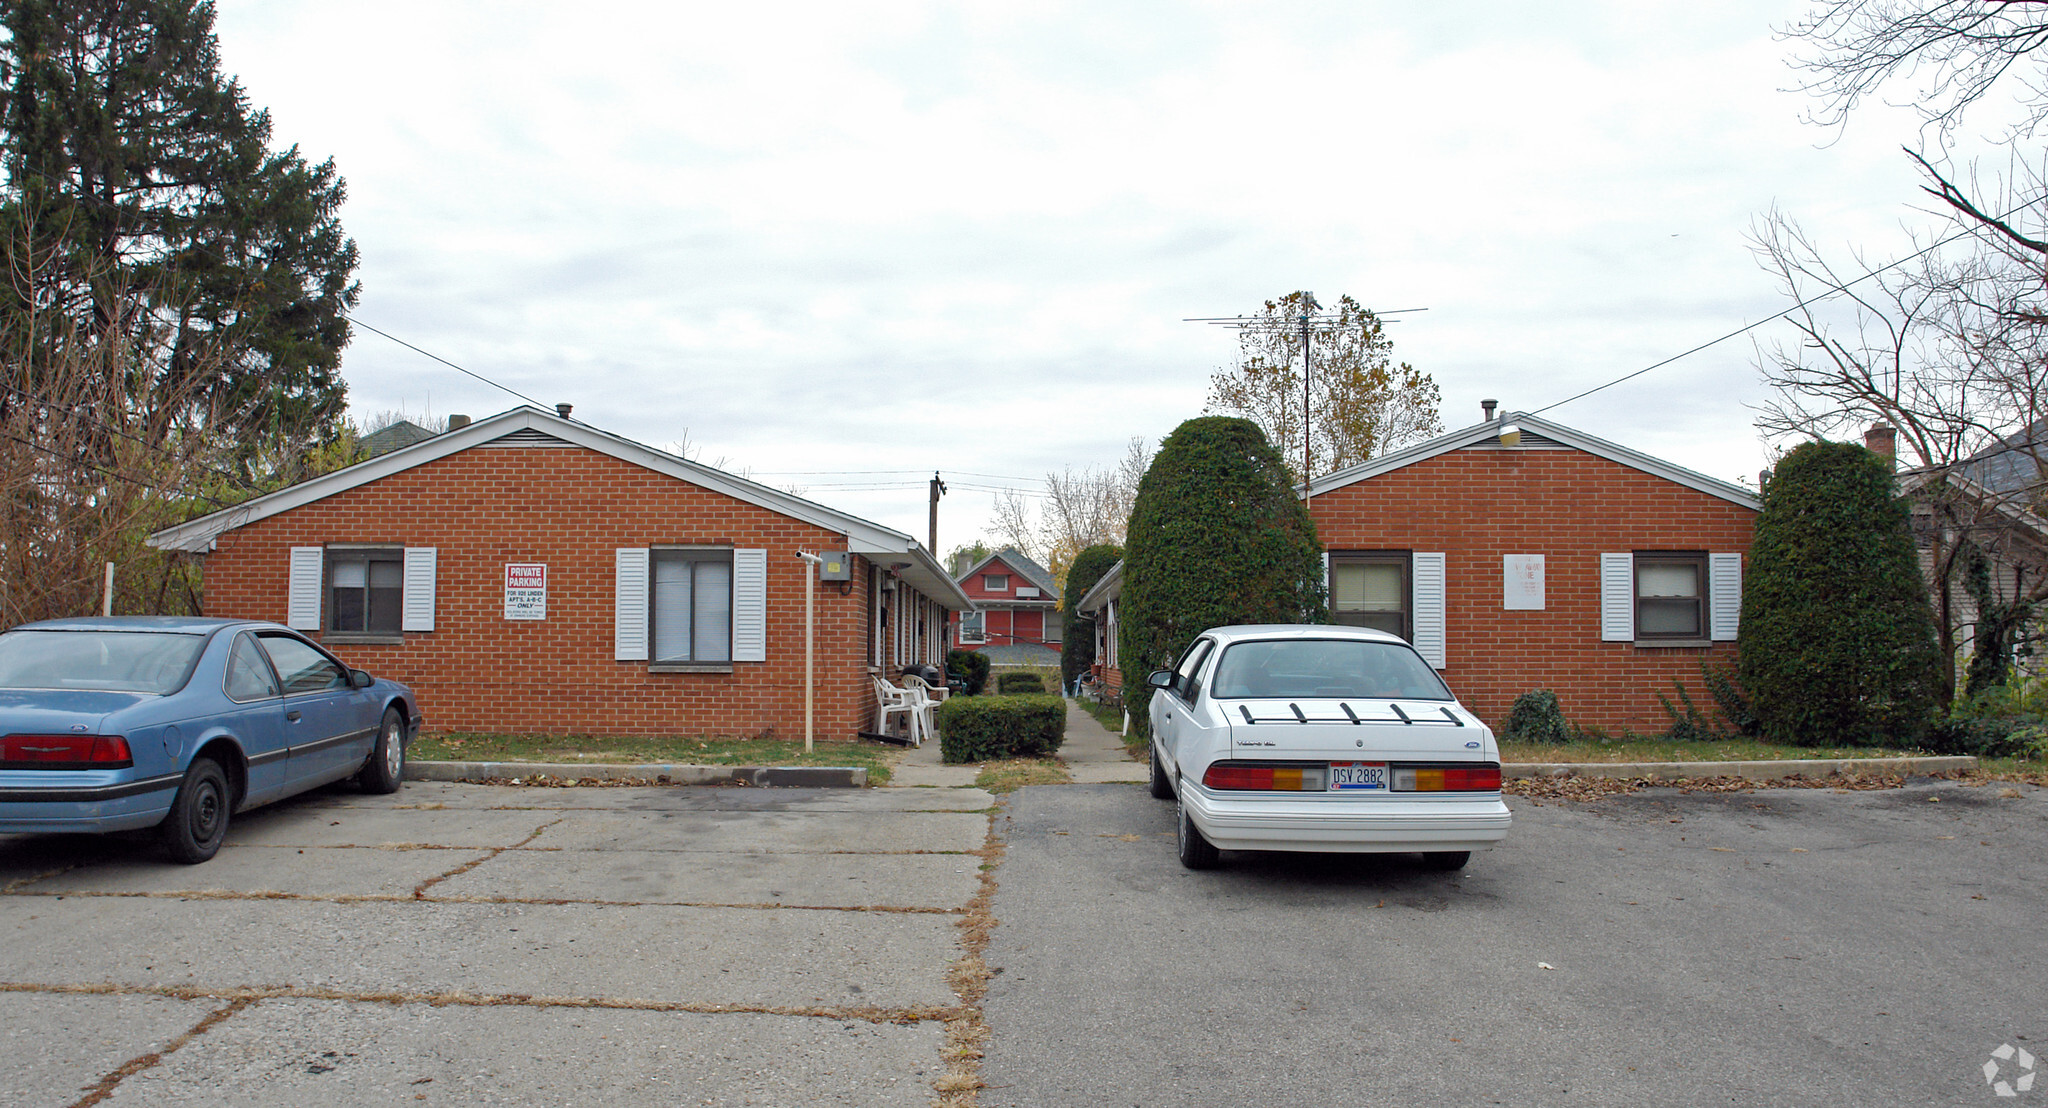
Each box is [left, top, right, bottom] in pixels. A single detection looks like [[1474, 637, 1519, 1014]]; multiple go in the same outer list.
[[1119, 417, 1325, 735], [1740, 440, 1942, 747], [937, 694, 1067, 763]]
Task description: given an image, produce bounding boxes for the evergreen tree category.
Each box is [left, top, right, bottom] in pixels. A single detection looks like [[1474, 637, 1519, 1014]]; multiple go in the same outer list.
[[0, 0, 359, 457], [1119, 417, 1324, 733], [1059, 542, 1121, 692], [1739, 440, 1942, 746]]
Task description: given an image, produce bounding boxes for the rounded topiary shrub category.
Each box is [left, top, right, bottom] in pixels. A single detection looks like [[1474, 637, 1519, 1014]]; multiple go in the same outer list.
[[936, 694, 1068, 763], [996, 672, 1047, 694], [1060, 543, 1122, 693], [1119, 416, 1325, 736], [1740, 440, 1942, 747], [1501, 689, 1569, 745], [947, 649, 991, 696]]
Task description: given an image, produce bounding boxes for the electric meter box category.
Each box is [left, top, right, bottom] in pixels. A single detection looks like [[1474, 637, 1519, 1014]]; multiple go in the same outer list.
[[819, 552, 852, 581]]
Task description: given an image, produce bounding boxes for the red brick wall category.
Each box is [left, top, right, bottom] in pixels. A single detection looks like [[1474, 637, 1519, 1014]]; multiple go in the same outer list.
[[200, 445, 884, 740], [1308, 445, 1756, 734]]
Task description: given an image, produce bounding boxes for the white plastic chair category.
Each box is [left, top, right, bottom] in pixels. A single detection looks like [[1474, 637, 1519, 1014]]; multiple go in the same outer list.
[[901, 674, 946, 742], [872, 677, 927, 746], [902, 673, 950, 705]]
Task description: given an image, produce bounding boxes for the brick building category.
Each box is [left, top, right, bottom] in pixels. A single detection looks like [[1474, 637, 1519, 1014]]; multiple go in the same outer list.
[[1307, 409, 1757, 733], [148, 406, 972, 740]]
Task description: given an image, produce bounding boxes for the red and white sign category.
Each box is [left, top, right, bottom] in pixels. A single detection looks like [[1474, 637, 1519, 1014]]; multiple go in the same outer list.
[[505, 563, 547, 620]]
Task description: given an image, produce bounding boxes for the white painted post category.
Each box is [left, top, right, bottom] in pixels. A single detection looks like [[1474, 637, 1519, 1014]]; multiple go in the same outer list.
[[796, 552, 821, 754], [102, 562, 114, 616]]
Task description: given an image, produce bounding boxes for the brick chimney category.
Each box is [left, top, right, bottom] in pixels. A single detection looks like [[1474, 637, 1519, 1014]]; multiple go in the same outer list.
[[1864, 423, 1896, 461]]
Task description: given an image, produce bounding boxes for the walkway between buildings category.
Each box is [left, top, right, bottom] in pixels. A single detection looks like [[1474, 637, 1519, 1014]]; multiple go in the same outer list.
[[889, 698, 1146, 787]]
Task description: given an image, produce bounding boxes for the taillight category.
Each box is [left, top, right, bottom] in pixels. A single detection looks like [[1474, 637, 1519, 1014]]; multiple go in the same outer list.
[[1393, 765, 1501, 792], [1202, 763, 1327, 791], [0, 734, 134, 769]]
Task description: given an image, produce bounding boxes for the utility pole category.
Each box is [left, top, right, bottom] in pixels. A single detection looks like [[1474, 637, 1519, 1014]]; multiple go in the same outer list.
[[1186, 299, 1427, 511], [928, 471, 946, 555]]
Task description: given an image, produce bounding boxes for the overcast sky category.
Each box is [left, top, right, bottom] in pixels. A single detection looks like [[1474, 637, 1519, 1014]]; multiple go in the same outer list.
[[210, 1, 1956, 554]]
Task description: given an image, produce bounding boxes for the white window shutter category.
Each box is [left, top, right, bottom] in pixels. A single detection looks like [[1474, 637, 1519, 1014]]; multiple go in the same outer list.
[[1709, 552, 1742, 641], [615, 548, 650, 661], [288, 547, 323, 630], [732, 548, 768, 662], [402, 548, 437, 632], [1412, 552, 1446, 670], [1601, 553, 1635, 642]]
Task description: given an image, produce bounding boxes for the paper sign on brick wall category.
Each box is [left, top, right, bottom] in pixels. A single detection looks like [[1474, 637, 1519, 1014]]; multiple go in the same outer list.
[[505, 563, 547, 620], [1503, 554, 1545, 610]]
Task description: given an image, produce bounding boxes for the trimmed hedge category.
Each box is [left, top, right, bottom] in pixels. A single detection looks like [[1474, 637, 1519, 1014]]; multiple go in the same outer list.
[[996, 672, 1046, 694], [1060, 543, 1123, 691], [937, 693, 1067, 763], [1739, 440, 1942, 747], [947, 649, 991, 696], [1119, 417, 1324, 737]]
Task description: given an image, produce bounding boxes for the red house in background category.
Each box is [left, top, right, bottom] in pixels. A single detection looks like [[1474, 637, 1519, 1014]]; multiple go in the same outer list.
[[953, 547, 1061, 666]]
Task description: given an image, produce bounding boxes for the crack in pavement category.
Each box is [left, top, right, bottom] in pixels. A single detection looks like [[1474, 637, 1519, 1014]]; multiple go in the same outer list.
[[0, 887, 965, 912], [3, 864, 79, 893], [66, 995, 257, 1108], [2, 980, 963, 1024], [411, 817, 563, 898], [934, 805, 1004, 1107]]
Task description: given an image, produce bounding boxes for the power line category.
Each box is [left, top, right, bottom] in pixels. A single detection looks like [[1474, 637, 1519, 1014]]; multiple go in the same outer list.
[[345, 314, 550, 410], [1532, 203, 2030, 416]]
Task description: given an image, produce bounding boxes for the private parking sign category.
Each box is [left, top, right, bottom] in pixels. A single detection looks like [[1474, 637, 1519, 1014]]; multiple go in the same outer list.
[[505, 563, 547, 620]]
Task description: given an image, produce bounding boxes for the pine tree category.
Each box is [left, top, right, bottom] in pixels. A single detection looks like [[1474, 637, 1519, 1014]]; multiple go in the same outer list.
[[0, 0, 359, 457]]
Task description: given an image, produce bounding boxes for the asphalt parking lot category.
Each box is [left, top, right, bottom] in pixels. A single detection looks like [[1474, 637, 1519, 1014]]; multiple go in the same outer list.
[[979, 778, 2048, 1107], [0, 781, 995, 1107]]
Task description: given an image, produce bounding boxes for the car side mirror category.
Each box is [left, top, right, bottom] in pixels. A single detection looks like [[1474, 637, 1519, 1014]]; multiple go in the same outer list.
[[1146, 669, 1176, 691], [350, 669, 374, 689]]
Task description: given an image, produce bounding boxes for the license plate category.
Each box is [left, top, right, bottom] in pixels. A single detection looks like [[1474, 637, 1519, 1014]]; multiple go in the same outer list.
[[1328, 762, 1388, 790]]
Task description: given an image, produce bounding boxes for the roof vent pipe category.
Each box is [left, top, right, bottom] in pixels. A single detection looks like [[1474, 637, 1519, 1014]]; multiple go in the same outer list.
[[1481, 399, 1498, 421], [555, 403, 573, 419]]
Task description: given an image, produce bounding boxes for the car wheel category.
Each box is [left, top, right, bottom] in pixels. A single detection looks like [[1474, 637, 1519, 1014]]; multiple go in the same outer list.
[[357, 707, 407, 794], [1148, 742, 1174, 799], [160, 757, 230, 864], [1176, 795, 1219, 869], [1421, 850, 1471, 872]]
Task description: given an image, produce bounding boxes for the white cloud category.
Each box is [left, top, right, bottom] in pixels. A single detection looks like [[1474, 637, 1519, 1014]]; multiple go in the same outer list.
[[211, 0, 1976, 548]]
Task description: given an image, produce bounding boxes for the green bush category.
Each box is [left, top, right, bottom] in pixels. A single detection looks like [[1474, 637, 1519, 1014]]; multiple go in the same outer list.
[[937, 694, 1067, 763], [1119, 417, 1324, 737], [1740, 440, 1942, 747], [1060, 543, 1122, 692], [996, 672, 1046, 694], [1927, 684, 2048, 757], [1501, 690, 1569, 744], [947, 649, 991, 696]]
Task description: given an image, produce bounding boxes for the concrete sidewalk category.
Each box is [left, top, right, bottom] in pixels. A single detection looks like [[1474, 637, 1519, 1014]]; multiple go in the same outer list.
[[889, 698, 1147, 787]]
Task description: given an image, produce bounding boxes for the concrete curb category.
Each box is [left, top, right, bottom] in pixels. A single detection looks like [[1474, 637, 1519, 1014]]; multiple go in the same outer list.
[[405, 761, 868, 788], [1504, 755, 1978, 782]]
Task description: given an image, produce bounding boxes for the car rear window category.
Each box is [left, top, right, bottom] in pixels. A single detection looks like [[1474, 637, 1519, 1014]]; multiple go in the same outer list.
[[1209, 638, 1453, 701], [0, 630, 207, 694]]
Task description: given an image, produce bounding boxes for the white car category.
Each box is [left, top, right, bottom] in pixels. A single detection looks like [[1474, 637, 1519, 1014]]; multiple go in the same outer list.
[[1146, 625, 1511, 870]]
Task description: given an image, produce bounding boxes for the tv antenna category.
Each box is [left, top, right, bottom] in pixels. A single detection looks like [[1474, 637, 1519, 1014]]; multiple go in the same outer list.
[[1186, 298, 1427, 504]]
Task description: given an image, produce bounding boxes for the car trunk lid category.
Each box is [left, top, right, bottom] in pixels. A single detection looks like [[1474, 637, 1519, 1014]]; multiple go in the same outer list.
[[1224, 697, 1488, 763]]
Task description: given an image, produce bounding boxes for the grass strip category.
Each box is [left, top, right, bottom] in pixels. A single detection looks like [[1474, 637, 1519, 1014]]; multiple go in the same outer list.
[[412, 733, 900, 786]]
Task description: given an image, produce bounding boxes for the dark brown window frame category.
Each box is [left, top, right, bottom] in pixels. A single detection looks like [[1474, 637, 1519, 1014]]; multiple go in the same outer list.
[[1329, 551, 1412, 641], [1634, 550, 1708, 641]]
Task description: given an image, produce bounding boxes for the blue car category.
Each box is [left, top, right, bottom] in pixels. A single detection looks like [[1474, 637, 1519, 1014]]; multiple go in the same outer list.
[[0, 617, 423, 863]]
